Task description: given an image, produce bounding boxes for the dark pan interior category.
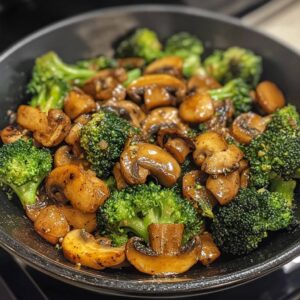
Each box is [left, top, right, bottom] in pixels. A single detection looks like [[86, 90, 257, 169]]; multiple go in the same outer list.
[[1, 5, 300, 298]]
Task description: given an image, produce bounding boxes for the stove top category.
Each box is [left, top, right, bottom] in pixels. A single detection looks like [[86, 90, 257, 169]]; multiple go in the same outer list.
[[0, 1, 299, 299]]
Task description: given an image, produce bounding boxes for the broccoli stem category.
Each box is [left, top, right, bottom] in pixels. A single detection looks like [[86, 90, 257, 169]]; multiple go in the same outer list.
[[12, 181, 40, 207], [123, 68, 141, 87], [121, 217, 149, 242]]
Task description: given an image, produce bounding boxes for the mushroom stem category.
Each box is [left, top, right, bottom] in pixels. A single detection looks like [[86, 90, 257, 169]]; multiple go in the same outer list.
[[148, 223, 184, 255]]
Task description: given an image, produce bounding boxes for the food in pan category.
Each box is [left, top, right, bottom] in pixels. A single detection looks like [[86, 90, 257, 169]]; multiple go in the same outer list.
[[0, 28, 299, 276]]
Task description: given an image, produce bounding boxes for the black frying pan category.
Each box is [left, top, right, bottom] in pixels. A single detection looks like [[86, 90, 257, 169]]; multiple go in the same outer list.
[[0, 4, 300, 298]]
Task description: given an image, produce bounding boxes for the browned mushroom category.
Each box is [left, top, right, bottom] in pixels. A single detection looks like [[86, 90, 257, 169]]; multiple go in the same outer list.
[[62, 229, 125, 270], [157, 128, 195, 164], [102, 99, 146, 128], [179, 91, 215, 123], [34, 205, 70, 244], [206, 170, 240, 205], [256, 81, 285, 114], [187, 74, 221, 93], [120, 142, 181, 187], [198, 232, 220, 266], [82, 68, 127, 101], [126, 224, 201, 275], [58, 205, 97, 233], [25, 200, 48, 222], [64, 88, 96, 120], [193, 132, 227, 166], [113, 162, 128, 190], [127, 74, 186, 110], [231, 112, 269, 144], [17, 105, 71, 147], [142, 107, 189, 138], [65, 114, 91, 146], [201, 144, 244, 175], [54, 145, 88, 168], [33, 109, 71, 147], [46, 164, 109, 213], [182, 170, 216, 218], [117, 57, 145, 69], [240, 168, 250, 188], [0, 125, 29, 144], [17, 105, 48, 132], [144, 56, 183, 77]]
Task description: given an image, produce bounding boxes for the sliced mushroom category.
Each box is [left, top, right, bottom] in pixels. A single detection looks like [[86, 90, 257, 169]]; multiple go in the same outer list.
[[201, 144, 244, 175], [231, 112, 268, 144], [256, 81, 285, 114], [46, 164, 109, 213], [102, 99, 146, 127], [148, 223, 184, 255], [62, 229, 125, 270], [25, 200, 48, 222], [113, 162, 128, 190], [54, 145, 88, 168], [238, 159, 249, 173], [179, 91, 215, 123], [0, 125, 29, 144], [17, 105, 71, 147], [82, 68, 127, 101], [33, 109, 71, 147], [199, 232, 220, 266], [117, 57, 145, 69], [142, 107, 189, 138], [126, 234, 201, 276], [120, 142, 181, 187], [17, 105, 48, 132], [34, 205, 70, 244], [65, 114, 91, 146], [193, 132, 227, 166], [58, 206, 97, 233], [206, 170, 240, 205], [127, 74, 186, 110], [187, 75, 221, 93], [157, 128, 195, 164], [64, 88, 96, 120], [182, 170, 216, 218], [144, 56, 183, 77]]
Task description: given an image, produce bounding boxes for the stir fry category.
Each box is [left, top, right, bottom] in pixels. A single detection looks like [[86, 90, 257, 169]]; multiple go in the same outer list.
[[0, 28, 299, 276]]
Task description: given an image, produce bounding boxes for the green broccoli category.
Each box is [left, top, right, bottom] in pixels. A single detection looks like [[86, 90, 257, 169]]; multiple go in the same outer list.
[[80, 109, 139, 178], [76, 55, 117, 70], [97, 182, 203, 246], [27, 51, 97, 111], [210, 177, 296, 255], [204, 47, 262, 87], [122, 68, 142, 87], [209, 78, 252, 116], [116, 28, 162, 63], [245, 105, 300, 187], [0, 139, 52, 207], [165, 32, 204, 77]]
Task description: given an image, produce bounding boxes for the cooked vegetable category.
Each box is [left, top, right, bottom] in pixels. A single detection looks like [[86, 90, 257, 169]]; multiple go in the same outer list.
[[97, 182, 203, 246], [116, 28, 162, 62], [165, 32, 204, 77], [0, 139, 52, 207], [80, 110, 139, 178], [210, 176, 296, 255], [27, 52, 97, 111], [62, 229, 125, 270], [204, 47, 262, 87], [209, 78, 252, 116], [245, 105, 300, 187]]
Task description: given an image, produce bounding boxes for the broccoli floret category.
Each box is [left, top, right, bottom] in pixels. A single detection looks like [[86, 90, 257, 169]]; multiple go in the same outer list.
[[204, 47, 262, 87], [0, 139, 52, 207], [211, 177, 296, 255], [116, 28, 162, 63], [97, 182, 203, 246], [209, 78, 252, 116], [245, 105, 300, 187], [122, 68, 142, 87], [27, 51, 97, 111], [165, 32, 204, 77], [80, 110, 139, 178], [76, 55, 117, 70]]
